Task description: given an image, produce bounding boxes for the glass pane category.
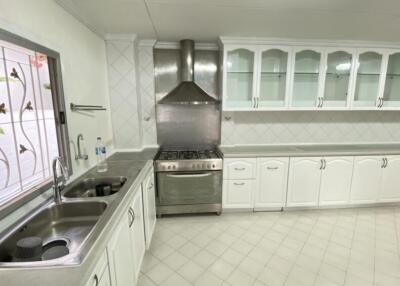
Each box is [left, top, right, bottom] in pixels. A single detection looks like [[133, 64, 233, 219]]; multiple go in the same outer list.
[[323, 51, 352, 107], [292, 50, 320, 107], [259, 49, 288, 107], [354, 52, 382, 107], [226, 49, 254, 108], [0, 39, 59, 205], [383, 53, 400, 107]]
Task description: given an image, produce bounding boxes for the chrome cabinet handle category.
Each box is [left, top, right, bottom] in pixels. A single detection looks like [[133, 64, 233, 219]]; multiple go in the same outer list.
[[256, 97, 259, 108], [233, 182, 245, 186], [384, 157, 388, 168], [320, 98, 324, 108], [128, 207, 135, 228], [381, 158, 386, 168], [166, 173, 212, 178], [267, 166, 278, 170], [234, 167, 246, 171], [94, 274, 99, 286], [252, 97, 256, 108], [323, 159, 326, 170], [317, 98, 321, 107], [378, 97, 384, 108], [380, 98, 384, 108], [320, 159, 324, 170]]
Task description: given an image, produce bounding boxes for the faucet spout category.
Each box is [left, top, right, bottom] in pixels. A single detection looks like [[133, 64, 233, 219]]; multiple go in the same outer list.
[[52, 157, 69, 204]]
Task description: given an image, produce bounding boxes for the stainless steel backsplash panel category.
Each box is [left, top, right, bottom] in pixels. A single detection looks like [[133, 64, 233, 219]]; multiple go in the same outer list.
[[154, 48, 221, 147]]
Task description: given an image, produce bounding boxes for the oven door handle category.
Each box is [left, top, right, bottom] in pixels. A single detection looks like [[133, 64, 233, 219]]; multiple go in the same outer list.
[[166, 172, 213, 178]]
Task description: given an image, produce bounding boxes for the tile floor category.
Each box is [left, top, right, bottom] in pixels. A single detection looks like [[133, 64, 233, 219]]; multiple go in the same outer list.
[[138, 206, 400, 286]]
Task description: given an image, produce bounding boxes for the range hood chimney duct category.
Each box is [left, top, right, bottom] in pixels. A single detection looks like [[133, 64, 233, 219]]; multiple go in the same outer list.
[[158, 39, 219, 105]]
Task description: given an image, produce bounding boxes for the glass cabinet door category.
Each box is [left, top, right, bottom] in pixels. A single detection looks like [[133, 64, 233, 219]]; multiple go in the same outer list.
[[258, 49, 289, 108], [353, 52, 382, 108], [225, 49, 256, 108], [291, 50, 321, 107], [383, 53, 400, 107], [323, 51, 353, 108]]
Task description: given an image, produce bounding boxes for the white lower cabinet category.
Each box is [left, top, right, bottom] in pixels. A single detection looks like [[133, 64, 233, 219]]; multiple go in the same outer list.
[[255, 158, 289, 209], [350, 156, 383, 204], [319, 157, 354, 206], [223, 179, 254, 208], [287, 157, 322, 207], [107, 209, 136, 286], [128, 188, 146, 281], [379, 156, 400, 202], [85, 251, 110, 286], [142, 170, 156, 249]]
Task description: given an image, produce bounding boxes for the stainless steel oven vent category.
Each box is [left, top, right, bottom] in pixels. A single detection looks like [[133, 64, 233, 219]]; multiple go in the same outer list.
[[158, 40, 220, 105]]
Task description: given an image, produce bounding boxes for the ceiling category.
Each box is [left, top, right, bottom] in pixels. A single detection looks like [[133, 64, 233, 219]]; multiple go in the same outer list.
[[56, 0, 400, 42]]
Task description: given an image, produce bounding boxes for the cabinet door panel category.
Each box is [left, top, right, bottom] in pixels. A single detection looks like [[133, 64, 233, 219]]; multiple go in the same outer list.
[[291, 49, 322, 108], [287, 157, 322, 207], [350, 156, 382, 203], [107, 214, 136, 286], [225, 48, 257, 109], [323, 50, 354, 108], [224, 158, 256, 179], [223, 180, 253, 208], [319, 157, 354, 206], [255, 158, 289, 208], [383, 52, 400, 108], [380, 156, 400, 202], [353, 51, 383, 108], [258, 48, 290, 108], [129, 189, 146, 281]]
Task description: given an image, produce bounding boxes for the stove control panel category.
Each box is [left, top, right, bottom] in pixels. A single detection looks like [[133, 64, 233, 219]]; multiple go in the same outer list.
[[155, 159, 222, 172]]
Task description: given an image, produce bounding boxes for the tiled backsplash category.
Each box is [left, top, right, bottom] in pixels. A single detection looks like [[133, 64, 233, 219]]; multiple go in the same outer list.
[[106, 38, 157, 149], [221, 111, 400, 145]]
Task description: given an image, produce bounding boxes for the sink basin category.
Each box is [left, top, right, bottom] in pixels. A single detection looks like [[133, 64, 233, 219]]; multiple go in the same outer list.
[[0, 201, 107, 263], [63, 176, 127, 198]]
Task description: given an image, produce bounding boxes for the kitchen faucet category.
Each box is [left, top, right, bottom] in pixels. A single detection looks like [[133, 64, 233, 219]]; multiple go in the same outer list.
[[52, 157, 69, 204], [75, 133, 88, 160]]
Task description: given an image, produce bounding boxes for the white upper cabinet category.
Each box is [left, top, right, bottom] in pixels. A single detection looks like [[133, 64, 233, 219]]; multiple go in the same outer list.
[[221, 38, 400, 111], [257, 47, 291, 109], [224, 46, 258, 110], [382, 51, 400, 109], [290, 48, 323, 109], [321, 49, 355, 109]]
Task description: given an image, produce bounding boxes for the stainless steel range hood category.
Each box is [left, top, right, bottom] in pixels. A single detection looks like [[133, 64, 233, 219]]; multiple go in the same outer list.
[[158, 40, 220, 105]]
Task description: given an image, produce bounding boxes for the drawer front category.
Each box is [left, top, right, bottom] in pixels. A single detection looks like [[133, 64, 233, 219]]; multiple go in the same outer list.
[[223, 180, 253, 208], [224, 158, 256, 179]]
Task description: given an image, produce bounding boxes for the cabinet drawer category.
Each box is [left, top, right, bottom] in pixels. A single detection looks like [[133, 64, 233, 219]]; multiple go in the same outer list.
[[224, 158, 256, 179], [223, 179, 254, 208]]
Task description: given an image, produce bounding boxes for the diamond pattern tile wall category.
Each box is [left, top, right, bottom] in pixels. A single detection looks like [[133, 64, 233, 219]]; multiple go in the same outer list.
[[222, 111, 400, 145], [106, 39, 141, 149], [138, 45, 157, 146]]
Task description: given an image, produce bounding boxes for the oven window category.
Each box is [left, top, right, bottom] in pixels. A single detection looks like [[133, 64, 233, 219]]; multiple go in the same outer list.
[[0, 35, 70, 207]]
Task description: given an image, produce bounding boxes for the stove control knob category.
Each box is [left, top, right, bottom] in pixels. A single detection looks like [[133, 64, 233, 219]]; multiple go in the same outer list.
[[167, 165, 171, 170], [172, 165, 176, 170], [212, 164, 215, 168]]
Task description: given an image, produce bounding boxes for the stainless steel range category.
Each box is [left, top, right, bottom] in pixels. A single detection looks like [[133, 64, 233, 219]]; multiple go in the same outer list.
[[154, 149, 223, 216]]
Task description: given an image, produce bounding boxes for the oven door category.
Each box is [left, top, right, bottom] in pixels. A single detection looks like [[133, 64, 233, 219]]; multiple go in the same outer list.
[[157, 171, 222, 206]]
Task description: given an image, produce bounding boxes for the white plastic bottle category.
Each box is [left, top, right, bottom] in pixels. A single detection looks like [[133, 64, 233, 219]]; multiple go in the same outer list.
[[95, 137, 108, 173]]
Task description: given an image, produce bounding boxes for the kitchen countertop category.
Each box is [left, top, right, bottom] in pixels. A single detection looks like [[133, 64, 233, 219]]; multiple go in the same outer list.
[[1, 148, 158, 286], [220, 144, 400, 158]]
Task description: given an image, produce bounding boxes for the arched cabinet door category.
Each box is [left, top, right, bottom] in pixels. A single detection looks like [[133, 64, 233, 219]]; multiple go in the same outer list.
[[290, 49, 323, 109], [382, 52, 400, 109], [224, 47, 258, 110], [353, 50, 384, 109], [322, 49, 355, 109], [257, 48, 291, 109]]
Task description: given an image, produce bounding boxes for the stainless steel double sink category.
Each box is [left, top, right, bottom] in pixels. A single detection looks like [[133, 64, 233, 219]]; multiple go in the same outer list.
[[0, 176, 127, 266]]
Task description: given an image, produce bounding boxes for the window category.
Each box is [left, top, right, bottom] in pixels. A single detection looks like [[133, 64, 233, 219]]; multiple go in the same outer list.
[[0, 30, 70, 208]]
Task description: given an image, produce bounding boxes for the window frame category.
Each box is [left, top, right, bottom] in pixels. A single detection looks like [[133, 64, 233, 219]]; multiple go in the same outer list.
[[0, 28, 72, 219]]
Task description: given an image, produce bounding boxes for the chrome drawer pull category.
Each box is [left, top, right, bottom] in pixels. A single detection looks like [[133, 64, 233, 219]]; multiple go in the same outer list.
[[234, 167, 246, 171], [166, 173, 211, 178], [94, 274, 99, 286], [233, 182, 245, 186], [267, 167, 278, 170]]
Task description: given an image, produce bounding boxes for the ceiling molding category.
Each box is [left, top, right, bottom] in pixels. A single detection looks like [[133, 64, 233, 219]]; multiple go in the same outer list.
[[155, 41, 219, 50], [219, 36, 400, 49], [104, 34, 137, 41]]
